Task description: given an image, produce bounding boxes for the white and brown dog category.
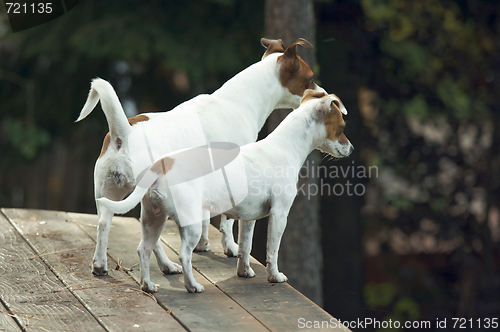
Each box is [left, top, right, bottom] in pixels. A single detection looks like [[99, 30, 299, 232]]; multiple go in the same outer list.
[[76, 38, 324, 281], [98, 90, 353, 293]]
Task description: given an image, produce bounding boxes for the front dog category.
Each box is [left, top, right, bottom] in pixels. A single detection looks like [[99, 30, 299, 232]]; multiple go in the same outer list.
[[99, 90, 353, 292], [76, 38, 324, 288]]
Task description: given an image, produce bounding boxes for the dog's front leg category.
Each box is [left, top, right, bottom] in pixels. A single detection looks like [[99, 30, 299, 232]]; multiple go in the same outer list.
[[194, 218, 210, 252], [178, 219, 205, 293], [266, 211, 288, 283], [220, 214, 238, 257], [92, 203, 113, 275], [237, 219, 256, 278]]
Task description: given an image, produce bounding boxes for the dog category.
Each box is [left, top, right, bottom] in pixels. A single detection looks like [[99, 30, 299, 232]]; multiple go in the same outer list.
[[76, 38, 325, 284], [98, 89, 353, 292]]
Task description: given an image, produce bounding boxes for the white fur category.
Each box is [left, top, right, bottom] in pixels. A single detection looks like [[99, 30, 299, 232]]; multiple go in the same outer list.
[[77, 45, 324, 292], [98, 94, 353, 291]]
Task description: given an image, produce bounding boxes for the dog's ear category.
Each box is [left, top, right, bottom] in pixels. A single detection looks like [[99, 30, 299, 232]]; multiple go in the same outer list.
[[317, 94, 348, 115], [261, 38, 285, 59], [279, 38, 314, 72], [301, 89, 326, 104]]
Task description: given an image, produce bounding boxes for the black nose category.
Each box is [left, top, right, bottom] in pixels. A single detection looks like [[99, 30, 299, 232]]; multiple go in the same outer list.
[[349, 145, 354, 154]]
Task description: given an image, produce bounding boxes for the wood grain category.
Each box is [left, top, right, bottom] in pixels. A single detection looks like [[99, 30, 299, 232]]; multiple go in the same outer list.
[[160, 219, 348, 332], [0, 212, 105, 332], [1, 208, 348, 331], [67, 212, 269, 332], [0, 300, 22, 332], [2, 208, 186, 332]]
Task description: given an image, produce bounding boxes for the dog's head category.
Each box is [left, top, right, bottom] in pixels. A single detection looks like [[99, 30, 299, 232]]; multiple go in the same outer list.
[[261, 38, 325, 108], [301, 89, 353, 158]]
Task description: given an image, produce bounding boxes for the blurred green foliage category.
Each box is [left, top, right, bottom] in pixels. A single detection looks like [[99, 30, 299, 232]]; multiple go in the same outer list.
[[0, 0, 264, 166], [365, 283, 421, 331], [361, 0, 495, 121], [4, 118, 50, 160]]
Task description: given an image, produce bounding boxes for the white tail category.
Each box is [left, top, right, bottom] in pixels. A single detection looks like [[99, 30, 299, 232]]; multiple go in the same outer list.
[[97, 186, 149, 214], [97, 156, 175, 214], [76, 78, 131, 138]]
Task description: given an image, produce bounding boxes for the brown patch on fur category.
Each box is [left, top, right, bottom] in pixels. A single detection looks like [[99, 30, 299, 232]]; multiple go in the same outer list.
[[278, 55, 315, 96], [324, 102, 348, 144], [127, 114, 149, 126], [261, 38, 285, 59], [278, 38, 316, 96], [150, 157, 175, 175], [301, 89, 326, 104], [98, 114, 150, 158], [99, 133, 111, 158], [277, 39, 315, 97]]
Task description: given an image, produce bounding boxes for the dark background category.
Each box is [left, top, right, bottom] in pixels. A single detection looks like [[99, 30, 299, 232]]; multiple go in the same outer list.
[[1, 1, 499, 330]]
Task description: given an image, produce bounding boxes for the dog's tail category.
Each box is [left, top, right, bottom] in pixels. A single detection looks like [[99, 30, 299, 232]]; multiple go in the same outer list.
[[97, 156, 175, 214], [75, 78, 131, 138], [98, 186, 150, 214]]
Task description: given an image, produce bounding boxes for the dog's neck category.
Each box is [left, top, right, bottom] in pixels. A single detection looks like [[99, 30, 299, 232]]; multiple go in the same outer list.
[[264, 104, 324, 169], [212, 54, 293, 136]]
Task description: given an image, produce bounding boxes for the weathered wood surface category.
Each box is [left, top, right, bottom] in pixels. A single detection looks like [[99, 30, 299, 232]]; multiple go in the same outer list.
[[0, 300, 22, 332], [0, 212, 104, 332], [160, 220, 339, 332], [1, 208, 347, 332], [2, 208, 184, 332]]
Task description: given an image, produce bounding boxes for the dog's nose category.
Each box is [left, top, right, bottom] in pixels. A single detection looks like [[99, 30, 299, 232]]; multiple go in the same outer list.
[[349, 144, 354, 154]]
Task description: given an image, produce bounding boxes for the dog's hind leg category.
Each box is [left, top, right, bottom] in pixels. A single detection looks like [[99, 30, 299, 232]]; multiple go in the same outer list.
[[194, 218, 210, 252], [153, 238, 182, 274], [220, 214, 239, 257], [237, 219, 256, 278], [137, 198, 168, 293], [178, 211, 206, 293], [93, 177, 129, 275], [92, 204, 113, 276]]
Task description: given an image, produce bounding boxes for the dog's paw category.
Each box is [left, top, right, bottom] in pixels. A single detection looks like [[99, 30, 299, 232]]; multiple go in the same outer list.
[[237, 266, 255, 278], [185, 282, 204, 293], [92, 264, 108, 276], [223, 242, 239, 257], [268, 272, 288, 283], [141, 281, 158, 293], [194, 241, 210, 252], [160, 262, 183, 275]]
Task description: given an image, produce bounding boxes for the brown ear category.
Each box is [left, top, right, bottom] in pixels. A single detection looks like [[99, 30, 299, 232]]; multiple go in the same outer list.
[[301, 89, 326, 104], [292, 38, 313, 50], [279, 38, 314, 73], [261, 38, 285, 59], [282, 38, 313, 60]]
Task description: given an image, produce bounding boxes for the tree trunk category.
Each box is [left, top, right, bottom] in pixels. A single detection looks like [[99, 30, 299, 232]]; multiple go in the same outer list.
[[264, 0, 323, 306]]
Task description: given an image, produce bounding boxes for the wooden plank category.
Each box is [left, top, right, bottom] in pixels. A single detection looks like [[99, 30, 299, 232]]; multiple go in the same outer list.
[[2, 208, 186, 332], [161, 220, 349, 332], [0, 212, 105, 332], [0, 301, 22, 332], [67, 212, 270, 332]]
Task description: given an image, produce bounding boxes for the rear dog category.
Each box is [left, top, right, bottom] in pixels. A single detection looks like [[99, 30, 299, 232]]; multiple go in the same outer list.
[[76, 38, 325, 287], [99, 90, 353, 292]]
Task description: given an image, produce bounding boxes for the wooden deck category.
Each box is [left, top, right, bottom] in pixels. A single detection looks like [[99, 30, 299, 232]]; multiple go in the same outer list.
[[0, 208, 347, 331]]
